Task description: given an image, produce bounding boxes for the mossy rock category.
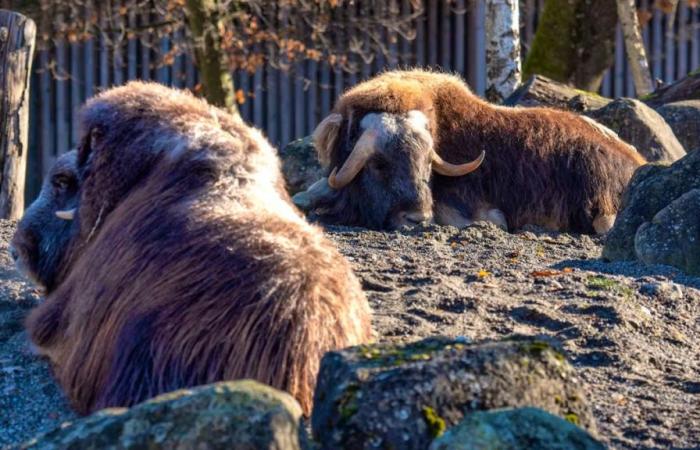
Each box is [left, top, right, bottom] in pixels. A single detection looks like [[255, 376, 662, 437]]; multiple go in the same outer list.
[[603, 150, 700, 262], [429, 407, 605, 450], [634, 189, 700, 276], [585, 98, 686, 163], [656, 100, 700, 153], [280, 136, 323, 195], [22, 380, 309, 450], [311, 337, 596, 450]]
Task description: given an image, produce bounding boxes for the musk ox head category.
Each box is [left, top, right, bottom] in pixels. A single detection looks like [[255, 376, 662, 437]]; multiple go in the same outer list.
[[10, 151, 79, 292], [308, 109, 484, 229]]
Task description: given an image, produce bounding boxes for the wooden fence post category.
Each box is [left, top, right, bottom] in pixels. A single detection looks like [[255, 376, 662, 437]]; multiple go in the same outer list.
[[0, 10, 36, 219]]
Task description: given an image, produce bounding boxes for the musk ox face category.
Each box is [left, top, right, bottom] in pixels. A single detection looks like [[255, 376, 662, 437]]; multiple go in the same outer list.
[[311, 110, 485, 230], [10, 151, 79, 291]]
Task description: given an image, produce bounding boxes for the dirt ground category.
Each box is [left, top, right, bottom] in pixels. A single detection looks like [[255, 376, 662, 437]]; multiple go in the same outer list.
[[0, 219, 699, 449]]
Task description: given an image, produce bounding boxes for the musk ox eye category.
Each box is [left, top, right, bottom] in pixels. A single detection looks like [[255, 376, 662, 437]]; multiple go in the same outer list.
[[51, 174, 73, 192]]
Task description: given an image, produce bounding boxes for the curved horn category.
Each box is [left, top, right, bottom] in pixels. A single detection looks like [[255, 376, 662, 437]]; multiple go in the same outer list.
[[432, 150, 485, 177], [55, 208, 76, 220], [328, 130, 378, 189]]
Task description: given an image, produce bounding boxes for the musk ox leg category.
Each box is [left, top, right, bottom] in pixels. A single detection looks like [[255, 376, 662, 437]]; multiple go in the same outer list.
[[477, 208, 508, 231], [434, 203, 473, 228], [593, 214, 617, 234]]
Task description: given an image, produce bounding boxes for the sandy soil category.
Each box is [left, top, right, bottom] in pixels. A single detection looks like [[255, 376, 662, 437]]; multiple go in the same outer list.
[[0, 219, 698, 449]]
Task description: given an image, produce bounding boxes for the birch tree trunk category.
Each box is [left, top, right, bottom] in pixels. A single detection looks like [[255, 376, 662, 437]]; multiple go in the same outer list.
[[0, 10, 36, 219], [617, 0, 654, 96], [485, 0, 521, 103], [184, 0, 239, 116]]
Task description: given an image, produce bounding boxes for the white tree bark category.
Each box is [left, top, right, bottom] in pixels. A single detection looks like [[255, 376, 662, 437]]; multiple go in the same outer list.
[[617, 0, 654, 96], [485, 0, 521, 103], [0, 10, 36, 219]]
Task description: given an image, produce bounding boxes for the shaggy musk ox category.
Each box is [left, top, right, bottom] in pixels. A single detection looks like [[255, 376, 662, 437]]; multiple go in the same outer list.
[[9, 82, 372, 415], [305, 69, 646, 233]]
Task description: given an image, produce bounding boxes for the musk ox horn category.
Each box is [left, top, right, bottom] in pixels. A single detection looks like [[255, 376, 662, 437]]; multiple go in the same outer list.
[[432, 150, 486, 177], [328, 129, 378, 189], [55, 208, 76, 220]]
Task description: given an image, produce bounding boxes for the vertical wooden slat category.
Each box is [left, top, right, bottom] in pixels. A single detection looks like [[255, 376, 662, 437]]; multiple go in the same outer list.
[[614, 24, 624, 97], [388, 0, 399, 69], [186, 53, 196, 88], [468, 0, 486, 95], [266, 4, 279, 145], [333, 4, 344, 102], [440, 0, 451, 69], [375, 2, 386, 72], [428, 0, 438, 66], [99, 8, 110, 88], [360, 1, 371, 79], [653, 5, 663, 80], [253, 46, 264, 129], [70, 38, 81, 146], [400, 0, 414, 67], [84, 1, 95, 100], [279, 6, 292, 147], [293, 63, 304, 139], [602, 70, 612, 98], [55, 27, 69, 156], [157, 34, 170, 84], [141, 9, 151, 80], [454, 0, 466, 74], [665, 10, 676, 83], [348, 2, 359, 85], [40, 49, 54, 176], [306, 59, 318, 133], [127, 5, 137, 80], [691, 6, 699, 71], [678, 2, 688, 78], [415, 2, 426, 66], [27, 70, 41, 202], [113, 2, 124, 86], [238, 70, 249, 121]]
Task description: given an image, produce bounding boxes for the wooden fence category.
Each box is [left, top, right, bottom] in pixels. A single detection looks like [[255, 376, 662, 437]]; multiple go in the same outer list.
[[24, 0, 700, 200]]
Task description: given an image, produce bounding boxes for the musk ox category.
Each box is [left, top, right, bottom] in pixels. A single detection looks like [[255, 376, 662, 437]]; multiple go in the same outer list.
[[9, 82, 372, 416], [302, 69, 646, 234]]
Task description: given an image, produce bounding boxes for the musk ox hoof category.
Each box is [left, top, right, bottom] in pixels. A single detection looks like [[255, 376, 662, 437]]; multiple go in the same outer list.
[[429, 407, 604, 450], [311, 336, 596, 450], [592, 214, 616, 235], [292, 177, 334, 212], [22, 381, 310, 450]]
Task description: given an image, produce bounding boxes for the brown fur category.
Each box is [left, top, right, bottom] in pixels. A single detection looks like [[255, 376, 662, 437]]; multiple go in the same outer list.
[[317, 69, 645, 233], [20, 82, 372, 415]]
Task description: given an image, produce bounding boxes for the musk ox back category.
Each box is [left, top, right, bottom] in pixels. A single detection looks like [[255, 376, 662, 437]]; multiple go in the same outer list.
[[10, 82, 372, 415], [305, 70, 645, 234]]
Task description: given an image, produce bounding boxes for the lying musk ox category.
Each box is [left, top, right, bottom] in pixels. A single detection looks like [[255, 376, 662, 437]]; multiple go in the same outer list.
[[9, 82, 372, 415], [303, 69, 646, 233]]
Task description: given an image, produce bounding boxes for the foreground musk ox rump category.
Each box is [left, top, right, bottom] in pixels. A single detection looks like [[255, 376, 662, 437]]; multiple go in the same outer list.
[[10, 82, 372, 415], [306, 70, 646, 233]]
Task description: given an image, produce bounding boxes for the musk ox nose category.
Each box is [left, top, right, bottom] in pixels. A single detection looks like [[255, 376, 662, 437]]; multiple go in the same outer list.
[[8, 245, 18, 262], [397, 210, 433, 225]]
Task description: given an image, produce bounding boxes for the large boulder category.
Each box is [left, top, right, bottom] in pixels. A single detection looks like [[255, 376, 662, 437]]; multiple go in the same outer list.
[[22, 380, 309, 450], [429, 407, 605, 450], [586, 98, 686, 163], [504, 75, 611, 111], [603, 150, 700, 265], [280, 136, 323, 195], [656, 100, 700, 152], [634, 189, 700, 276], [311, 337, 596, 450]]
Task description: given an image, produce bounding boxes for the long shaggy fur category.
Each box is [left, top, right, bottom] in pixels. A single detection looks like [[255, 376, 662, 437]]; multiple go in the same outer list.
[[23, 82, 372, 415], [317, 69, 646, 233]]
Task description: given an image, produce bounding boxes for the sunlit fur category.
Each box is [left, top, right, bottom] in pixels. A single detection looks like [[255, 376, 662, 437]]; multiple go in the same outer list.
[[314, 69, 646, 233], [18, 82, 372, 416]]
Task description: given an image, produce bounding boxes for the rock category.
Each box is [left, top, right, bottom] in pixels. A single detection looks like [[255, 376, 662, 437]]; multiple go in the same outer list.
[[634, 189, 700, 276], [643, 71, 700, 107], [22, 380, 308, 450], [603, 150, 700, 261], [655, 100, 700, 152], [280, 135, 323, 194], [586, 98, 686, 163], [311, 337, 595, 450], [504, 75, 611, 111], [429, 407, 605, 450]]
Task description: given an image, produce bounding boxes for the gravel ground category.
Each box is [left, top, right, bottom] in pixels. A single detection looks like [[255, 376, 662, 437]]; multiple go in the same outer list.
[[0, 219, 698, 449]]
